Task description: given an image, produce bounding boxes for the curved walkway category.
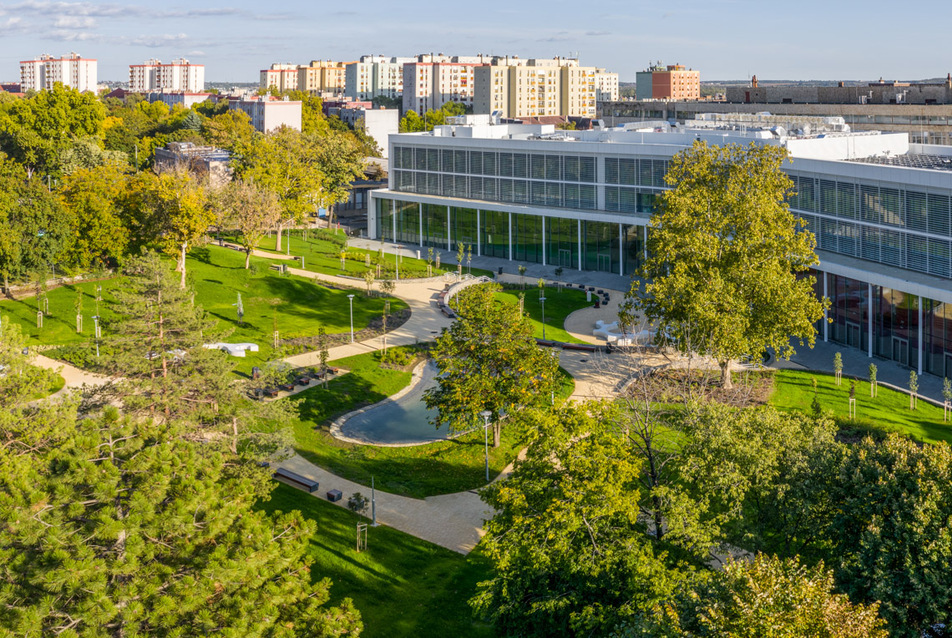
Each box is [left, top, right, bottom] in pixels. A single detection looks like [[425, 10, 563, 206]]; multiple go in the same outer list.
[[29, 245, 630, 554]]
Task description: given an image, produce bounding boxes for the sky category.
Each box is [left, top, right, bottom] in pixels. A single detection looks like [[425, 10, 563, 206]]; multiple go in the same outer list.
[[0, 0, 948, 84]]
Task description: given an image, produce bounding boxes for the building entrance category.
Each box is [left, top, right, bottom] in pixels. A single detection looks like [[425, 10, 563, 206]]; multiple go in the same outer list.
[[846, 321, 862, 349], [597, 253, 612, 272], [558, 249, 574, 269], [892, 337, 909, 367]]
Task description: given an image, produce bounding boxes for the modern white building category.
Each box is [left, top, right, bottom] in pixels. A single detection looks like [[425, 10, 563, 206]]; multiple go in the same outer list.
[[345, 56, 415, 101], [259, 64, 299, 92], [338, 107, 399, 157], [229, 96, 302, 132], [20, 53, 97, 92], [369, 113, 952, 379], [130, 58, 204, 93]]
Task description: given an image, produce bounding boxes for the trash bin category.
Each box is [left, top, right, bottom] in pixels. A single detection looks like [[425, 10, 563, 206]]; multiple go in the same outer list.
[[252, 366, 261, 380], [498, 267, 503, 275]]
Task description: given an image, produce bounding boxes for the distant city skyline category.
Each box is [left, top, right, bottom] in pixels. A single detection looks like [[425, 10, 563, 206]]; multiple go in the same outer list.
[[0, 0, 947, 85]]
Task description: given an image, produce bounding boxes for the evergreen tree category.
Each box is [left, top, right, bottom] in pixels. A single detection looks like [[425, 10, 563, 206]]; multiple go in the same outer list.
[[0, 404, 362, 636]]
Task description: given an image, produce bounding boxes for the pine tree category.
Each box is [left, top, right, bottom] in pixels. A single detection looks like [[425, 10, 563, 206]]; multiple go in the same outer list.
[[0, 404, 362, 636]]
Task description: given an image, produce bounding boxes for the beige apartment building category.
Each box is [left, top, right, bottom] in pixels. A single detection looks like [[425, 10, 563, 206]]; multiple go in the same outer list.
[[298, 60, 348, 97], [473, 57, 604, 119], [259, 64, 299, 92]]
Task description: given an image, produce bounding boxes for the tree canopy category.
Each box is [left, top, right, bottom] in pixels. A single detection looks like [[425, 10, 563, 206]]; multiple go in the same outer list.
[[626, 141, 827, 387]]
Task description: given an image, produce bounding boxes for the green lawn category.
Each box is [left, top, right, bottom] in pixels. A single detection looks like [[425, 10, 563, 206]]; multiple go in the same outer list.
[[253, 348, 575, 499], [3, 245, 406, 375], [249, 229, 493, 280], [258, 484, 496, 638], [769, 369, 952, 445], [496, 285, 591, 344]]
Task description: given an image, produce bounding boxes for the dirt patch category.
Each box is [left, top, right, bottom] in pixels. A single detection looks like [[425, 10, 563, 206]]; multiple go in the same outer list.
[[626, 368, 776, 408]]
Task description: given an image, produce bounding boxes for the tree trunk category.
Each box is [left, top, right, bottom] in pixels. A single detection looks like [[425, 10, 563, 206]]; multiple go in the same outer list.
[[275, 221, 284, 251], [493, 422, 501, 448], [245, 248, 251, 269], [720, 360, 734, 389], [179, 242, 188, 289]]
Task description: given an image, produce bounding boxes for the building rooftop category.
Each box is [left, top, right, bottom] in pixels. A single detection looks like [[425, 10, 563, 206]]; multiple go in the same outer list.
[[848, 153, 952, 172]]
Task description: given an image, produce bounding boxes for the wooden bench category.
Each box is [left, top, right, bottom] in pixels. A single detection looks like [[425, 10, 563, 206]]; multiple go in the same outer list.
[[273, 468, 319, 493]]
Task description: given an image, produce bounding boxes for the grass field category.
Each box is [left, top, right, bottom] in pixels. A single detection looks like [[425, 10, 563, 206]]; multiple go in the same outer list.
[[250, 229, 493, 280], [769, 369, 952, 444], [2, 245, 406, 375], [252, 347, 575, 499], [258, 484, 496, 638], [496, 285, 591, 344]]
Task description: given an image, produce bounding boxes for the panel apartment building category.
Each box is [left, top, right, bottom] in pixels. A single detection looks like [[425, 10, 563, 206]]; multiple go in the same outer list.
[[20, 53, 97, 92], [473, 57, 610, 120], [635, 62, 700, 100], [298, 60, 348, 97], [129, 58, 204, 93], [346, 56, 415, 101], [402, 54, 496, 114], [260, 64, 299, 92], [369, 113, 952, 379]]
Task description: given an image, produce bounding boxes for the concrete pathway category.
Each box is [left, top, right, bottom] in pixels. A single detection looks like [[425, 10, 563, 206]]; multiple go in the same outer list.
[[30, 353, 110, 395]]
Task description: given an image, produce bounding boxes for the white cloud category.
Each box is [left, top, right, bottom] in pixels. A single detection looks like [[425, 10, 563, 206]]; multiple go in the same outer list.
[[53, 15, 95, 28]]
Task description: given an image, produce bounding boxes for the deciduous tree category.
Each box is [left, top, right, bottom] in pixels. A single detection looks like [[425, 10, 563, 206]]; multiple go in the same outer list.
[[627, 141, 827, 388], [424, 282, 558, 446]]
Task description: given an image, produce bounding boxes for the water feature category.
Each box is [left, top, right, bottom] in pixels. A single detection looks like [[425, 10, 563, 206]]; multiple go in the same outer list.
[[338, 361, 449, 445]]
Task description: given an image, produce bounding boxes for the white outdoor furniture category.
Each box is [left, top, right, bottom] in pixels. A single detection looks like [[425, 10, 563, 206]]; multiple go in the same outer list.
[[202, 343, 260, 357]]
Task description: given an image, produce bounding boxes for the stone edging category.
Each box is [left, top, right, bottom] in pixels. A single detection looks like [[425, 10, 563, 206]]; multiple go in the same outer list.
[[327, 360, 445, 448]]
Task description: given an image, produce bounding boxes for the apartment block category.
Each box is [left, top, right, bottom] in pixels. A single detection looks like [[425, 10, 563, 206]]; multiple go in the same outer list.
[[298, 60, 348, 97], [402, 54, 494, 115], [636, 62, 700, 100], [345, 56, 415, 101], [20, 52, 97, 92], [595, 69, 620, 102], [130, 58, 204, 93], [259, 64, 299, 92], [229, 96, 302, 132], [473, 57, 599, 119]]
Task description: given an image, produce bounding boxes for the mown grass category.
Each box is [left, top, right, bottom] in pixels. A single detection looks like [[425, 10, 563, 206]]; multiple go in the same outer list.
[[769, 369, 952, 445], [253, 348, 575, 499], [250, 229, 493, 280], [258, 483, 496, 638], [2, 245, 406, 375], [496, 285, 591, 344]]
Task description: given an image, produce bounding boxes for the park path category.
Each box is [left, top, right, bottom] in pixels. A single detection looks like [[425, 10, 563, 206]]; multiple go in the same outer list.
[[30, 244, 631, 554]]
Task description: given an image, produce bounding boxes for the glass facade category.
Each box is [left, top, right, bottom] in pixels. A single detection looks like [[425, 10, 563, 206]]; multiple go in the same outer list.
[[924, 300, 952, 378], [450, 207, 478, 247], [512, 213, 544, 264], [422, 203, 448, 249], [376, 198, 394, 241], [583, 221, 621, 274], [547, 217, 579, 269], [394, 200, 419, 245], [482, 210, 509, 259]]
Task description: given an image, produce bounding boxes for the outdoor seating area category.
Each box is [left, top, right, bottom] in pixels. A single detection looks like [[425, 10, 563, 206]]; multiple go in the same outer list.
[[251, 365, 345, 400]]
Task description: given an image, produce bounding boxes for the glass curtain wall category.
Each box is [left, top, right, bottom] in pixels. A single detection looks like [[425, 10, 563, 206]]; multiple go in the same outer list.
[[394, 200, 420, 245], [828, 274, 869, 351], [376, 199, 394, 241], [512, 213, 543, 264], [450, 207, 478, 248], [924, 298, 952, 378], [582, 221, 620, 273], [481, 210, 509, 259], [872, 287, 919, 368], [422, 203, 448, 249], [623, 225, 645, 276], [546, 217, 579, 270]]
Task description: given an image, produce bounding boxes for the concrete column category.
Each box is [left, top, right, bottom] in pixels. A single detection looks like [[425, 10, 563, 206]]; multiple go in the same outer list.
[[541, 216, 547, 266], [822, 270, 829, 342], [476, 209, 481, 256], [918, 298, 924, 375], [392, 201, 397, 241], [643, 225, 648, 261], [867, 282, 873, 358], [508, 212, 513, 262], [418, 203, 424, 247], [577, 219, 583, 271], [618, 223, 624, 276], [446, 206, 452, 251]]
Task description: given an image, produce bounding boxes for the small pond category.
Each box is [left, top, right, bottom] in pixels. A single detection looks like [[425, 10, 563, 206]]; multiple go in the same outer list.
[[338, 361, 449, 445]]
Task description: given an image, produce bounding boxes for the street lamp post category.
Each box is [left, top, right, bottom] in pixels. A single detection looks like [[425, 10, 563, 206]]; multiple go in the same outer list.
[[347, 294, 355, 343], [480, 410, 492, 482], [394, 244, 402, 281], [540, 296, 546, 341]]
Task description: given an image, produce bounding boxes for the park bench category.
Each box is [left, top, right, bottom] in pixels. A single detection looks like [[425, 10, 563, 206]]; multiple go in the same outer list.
[[273, 468, 319, 493], [296, 376, 311, 386], [278, 382, 296, 392], [562, 343, 601, 353], [263, 388, 279, 398], [326, 489, 343, 502]]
